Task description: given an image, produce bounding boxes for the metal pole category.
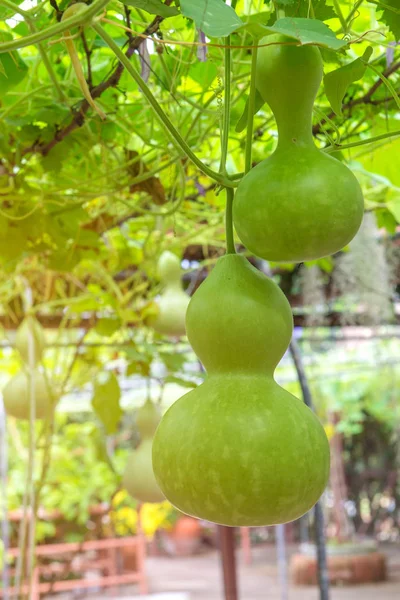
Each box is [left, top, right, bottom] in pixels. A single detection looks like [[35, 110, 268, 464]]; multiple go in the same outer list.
[[276, 524, 289, 600], [219, 526, 238, 600], [0, 398, 10, 600], [289, 338, 330, 600]]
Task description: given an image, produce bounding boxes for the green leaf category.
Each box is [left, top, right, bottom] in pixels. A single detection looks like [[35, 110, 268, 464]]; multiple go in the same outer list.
[[376, 208, 397, 234], [235, 89, 265, 133], [95, 317, 122, 337], [180, 0, 243, 37], [0, 33, 29, 97], [386, 189, 400, 223], [92, 372, 122, 435], [122, 0, 179, 17], [376, 0, 400, 39], [267, 0, 337, 21], [270, 17, 347, 49], [240, 17, 347, 48], [324, 47, 373, 116]]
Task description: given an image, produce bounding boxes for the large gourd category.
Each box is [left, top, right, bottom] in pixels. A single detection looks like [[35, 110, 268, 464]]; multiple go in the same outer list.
[[3, 369, 53, 420], [152, 251, 189, 337], [153, 255, 330, 526], [233, 35, 364, 262], [123, 399, 165, 503]]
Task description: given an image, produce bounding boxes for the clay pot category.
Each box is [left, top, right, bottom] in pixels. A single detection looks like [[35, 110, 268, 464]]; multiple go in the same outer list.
[[290, 541, 387, 585], [159, 516, 202, 556]]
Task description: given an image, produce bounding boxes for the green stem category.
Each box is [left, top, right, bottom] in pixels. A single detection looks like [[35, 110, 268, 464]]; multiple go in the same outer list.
[[324, 129, 400, 153], [245, 38, 259, 174], [0, 0, 111, 52], [93, 23, 235, 188], [225, 187, 236, 254], [220, 34, 231, 174], [332, 0, 348, 32], [346, 0, 365, 25], [366, 63, 400, 110]]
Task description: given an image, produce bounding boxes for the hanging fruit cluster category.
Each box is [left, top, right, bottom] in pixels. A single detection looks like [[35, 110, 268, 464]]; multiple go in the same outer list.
[[2, 317, 53, 420], [123, 399, 165, 503], [152, 36, 365, 527]]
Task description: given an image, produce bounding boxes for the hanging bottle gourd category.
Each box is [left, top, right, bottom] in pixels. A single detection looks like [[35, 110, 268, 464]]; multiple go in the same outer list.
[[152, 251, 189, 337], [123, 399, 165, 503], [2, 370, 53, 420], [15, 316, 46, 366], [233, 35, 364, 262], [152, 254, 330, 526]]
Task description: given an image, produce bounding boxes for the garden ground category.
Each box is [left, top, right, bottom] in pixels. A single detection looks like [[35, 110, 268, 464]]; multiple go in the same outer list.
[[49, 543, 400, 599]]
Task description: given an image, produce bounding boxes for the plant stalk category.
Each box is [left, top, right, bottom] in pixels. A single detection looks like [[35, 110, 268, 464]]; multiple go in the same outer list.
[[245, 38, 259, 174]]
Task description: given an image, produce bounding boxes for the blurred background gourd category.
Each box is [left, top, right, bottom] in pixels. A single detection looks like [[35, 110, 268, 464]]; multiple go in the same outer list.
[[2, 316, 52, 420], [123, 399, 165, 503], [233, 34, 364, 262], [153, 255, 330, 526], [152, 251, 189, 337]]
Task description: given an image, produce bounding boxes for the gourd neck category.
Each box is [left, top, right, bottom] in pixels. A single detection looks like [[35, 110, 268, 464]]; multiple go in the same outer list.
[[275, 111, 314, 148]]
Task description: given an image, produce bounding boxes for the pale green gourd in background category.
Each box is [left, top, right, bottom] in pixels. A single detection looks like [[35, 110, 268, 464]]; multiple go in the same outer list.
[[123, 399, 165, 503], [15, 316, 46, 366], [3, 369, 53, 420], [152, 251, 189, 337], [153, 255, 330, 526], [233, 34, 364, 262]]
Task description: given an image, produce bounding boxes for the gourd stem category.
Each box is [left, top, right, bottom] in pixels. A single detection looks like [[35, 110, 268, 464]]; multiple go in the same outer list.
[[225, 187, 236, 255], [93, 23, 236, 189], [245, 38, 259, 174], [219, 33, 231, 175]]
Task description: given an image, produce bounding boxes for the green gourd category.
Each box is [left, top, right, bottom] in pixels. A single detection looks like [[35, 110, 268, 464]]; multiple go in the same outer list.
[[152, 251, 189, 337], [153, 255, 330, 526], [123, 399, 165, 503], [15, 316, 46, 366], [3, 369, 53, 420], [233, 34, 364, 263]]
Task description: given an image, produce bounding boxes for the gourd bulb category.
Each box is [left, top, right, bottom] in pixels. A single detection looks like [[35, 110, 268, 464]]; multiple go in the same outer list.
[[152, 251, 189, 337], [3, 369, 53, 420], [15, 316, 46, 366], [153, 255, 330, 526], [123, 400, 164, 503], [233, 34, 364, 262]]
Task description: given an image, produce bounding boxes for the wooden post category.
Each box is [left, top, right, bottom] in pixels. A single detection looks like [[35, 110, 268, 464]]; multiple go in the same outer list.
[[219, 526, 238, 600]]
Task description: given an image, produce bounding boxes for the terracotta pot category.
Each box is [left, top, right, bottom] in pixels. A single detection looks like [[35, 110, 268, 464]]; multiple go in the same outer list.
[[290, 543, 387, 586], [160, 516, 202, 556]]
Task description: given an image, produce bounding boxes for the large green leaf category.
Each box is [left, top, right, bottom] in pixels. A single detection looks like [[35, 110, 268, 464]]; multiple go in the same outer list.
[[241, 17, 347, 49], [265, 0, 337, 22], [324, 47, 373, 116], [270, 17, 347, 49], [122, 0, 179, 17], [180, 0, 242, 37], [92, 372, 122, 435], [0, 32, 28, 97], [375, 0, 400, 39]]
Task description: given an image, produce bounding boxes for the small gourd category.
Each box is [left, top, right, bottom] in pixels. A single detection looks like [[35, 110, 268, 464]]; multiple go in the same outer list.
[[123, 399, 165, 503], [15, 316, 46, 366], [233, 34, 364, 262], [151, 251, 189, 337], [3, 369, 53, 420], [153, 255, 329, 526]]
